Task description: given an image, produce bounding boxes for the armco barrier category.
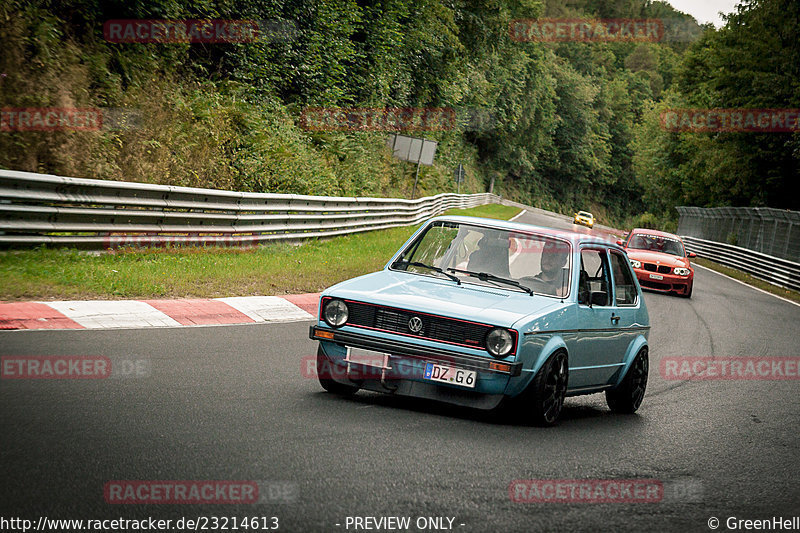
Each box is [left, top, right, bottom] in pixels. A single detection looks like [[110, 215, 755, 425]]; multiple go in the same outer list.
[[677, 206, 799, 263], [681, 235, 800, 292], [0, 170, 498, 248]]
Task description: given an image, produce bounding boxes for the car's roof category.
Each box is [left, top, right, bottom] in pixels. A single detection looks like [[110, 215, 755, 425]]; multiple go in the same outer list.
[[577, 211, 593, 216], [630, 227, 683, 240], [428, 215, 621, 249]]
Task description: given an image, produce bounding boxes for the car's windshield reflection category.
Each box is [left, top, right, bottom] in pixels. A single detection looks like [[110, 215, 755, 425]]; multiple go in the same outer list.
[[392, 222, 571, 298]]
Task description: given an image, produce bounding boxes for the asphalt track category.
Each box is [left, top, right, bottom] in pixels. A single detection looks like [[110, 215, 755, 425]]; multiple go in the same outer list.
[[1, 209, 799, 532]]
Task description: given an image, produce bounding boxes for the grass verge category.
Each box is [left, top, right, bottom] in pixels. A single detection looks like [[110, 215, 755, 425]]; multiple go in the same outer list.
[[0, 204, 521, 301], [694, 257, 800, 304]]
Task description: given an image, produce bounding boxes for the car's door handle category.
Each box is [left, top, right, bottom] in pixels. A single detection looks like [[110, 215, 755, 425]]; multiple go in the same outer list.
[[610, 313, 620, 324]]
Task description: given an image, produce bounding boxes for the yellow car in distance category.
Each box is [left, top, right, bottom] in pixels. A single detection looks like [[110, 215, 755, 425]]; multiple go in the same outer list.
[[573, 210, 595, 228]]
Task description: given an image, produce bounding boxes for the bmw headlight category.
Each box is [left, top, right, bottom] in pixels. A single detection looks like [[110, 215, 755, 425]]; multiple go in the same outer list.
[[323, 299, 349, 328], [674, 267, 691, 276], [630, 259, 642, 269], [486, 328, 514, 358]]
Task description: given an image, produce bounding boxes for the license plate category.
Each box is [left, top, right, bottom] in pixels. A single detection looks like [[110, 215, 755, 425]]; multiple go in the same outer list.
[[649, 274, 663, 280], [424, 363, 476, 388], [346, 347, 388, 368]]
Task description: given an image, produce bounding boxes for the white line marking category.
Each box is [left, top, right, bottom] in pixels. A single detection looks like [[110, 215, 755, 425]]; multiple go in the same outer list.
[[509, 209, 526, 222], [43, 300, 182, 328], [216, 296, 314, 322], [693, 263, 800, 308]]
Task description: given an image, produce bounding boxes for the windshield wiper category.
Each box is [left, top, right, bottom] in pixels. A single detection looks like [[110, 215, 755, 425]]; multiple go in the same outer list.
[[394, 260, 461, 285], [446, 268, 534, 296]]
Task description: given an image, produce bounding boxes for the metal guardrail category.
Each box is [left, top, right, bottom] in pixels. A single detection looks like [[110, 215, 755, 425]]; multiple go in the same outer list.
[[0, 169, 498, 249], [677, 206, 799, 263], [682, 236, 800, 292]]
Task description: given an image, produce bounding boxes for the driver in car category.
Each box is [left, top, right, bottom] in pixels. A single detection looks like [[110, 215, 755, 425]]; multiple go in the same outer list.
[[534, 240, 570, 297]]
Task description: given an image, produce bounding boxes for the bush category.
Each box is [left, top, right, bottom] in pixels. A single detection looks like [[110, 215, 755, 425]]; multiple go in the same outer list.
[[624, 212, 678, 234], [632, 212, 659, 229]]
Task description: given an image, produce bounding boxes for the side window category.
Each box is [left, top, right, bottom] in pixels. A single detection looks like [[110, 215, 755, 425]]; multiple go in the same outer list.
[[579, 249, 611, 306], [610, 251, 638, 306]]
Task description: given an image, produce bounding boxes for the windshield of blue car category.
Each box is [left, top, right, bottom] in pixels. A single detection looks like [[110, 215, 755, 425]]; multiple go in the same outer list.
[[392, 221, 572, 298], [628, 233, 685, 256]]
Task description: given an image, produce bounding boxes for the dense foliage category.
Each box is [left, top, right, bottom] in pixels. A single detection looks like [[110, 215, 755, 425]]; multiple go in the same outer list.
[[632, 0, 800, 215], [1, 0, 797, 226]]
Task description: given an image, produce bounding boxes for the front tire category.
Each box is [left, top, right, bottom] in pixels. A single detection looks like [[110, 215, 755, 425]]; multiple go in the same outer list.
[[316, 347, 359, 396], [606, 347, 648, 413], [517, 351, 569, 426]]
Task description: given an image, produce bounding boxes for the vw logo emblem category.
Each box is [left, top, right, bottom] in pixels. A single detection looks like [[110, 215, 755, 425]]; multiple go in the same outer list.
[[408, 316, 423, 334]]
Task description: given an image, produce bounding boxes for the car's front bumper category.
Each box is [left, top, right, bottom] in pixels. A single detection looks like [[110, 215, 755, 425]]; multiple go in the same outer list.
[[633, 270, 692, 294], [309, 325, 522, 377], [309, 325, 521, 409]]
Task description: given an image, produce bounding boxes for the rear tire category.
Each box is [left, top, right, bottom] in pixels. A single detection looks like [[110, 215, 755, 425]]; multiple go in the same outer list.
[[317, 347, 358, 396], [606, 347, 648, 413], [516, 351, 569, 426]]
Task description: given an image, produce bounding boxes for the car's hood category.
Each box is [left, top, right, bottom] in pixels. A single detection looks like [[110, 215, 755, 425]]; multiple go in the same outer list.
[[626, 249, 689, 268], [323, 270, 564, 328]]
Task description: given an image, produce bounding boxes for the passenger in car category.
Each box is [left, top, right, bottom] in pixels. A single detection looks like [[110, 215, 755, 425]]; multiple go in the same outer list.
[[467, 232, 511, 277]]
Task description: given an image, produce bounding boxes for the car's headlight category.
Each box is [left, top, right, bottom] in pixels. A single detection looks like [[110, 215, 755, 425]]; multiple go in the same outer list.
[[630, 259, 642, 269], [674, 267, 691, 276], [322, 299, 349, 327], [486, 328, 514, 358]]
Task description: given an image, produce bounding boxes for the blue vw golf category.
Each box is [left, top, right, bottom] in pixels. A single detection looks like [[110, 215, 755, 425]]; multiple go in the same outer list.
[[309, 216, 650, 425]]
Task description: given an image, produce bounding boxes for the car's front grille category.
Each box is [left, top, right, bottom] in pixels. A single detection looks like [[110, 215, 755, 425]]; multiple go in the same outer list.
[[348, 302, 377, 326], [374, 308, 408, 332], [643, 263, 671, 274], [345, 301, 492, 350]]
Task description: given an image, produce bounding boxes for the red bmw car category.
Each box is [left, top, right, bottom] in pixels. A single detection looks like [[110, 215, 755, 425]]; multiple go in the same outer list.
[[618, 229, 696, 298]]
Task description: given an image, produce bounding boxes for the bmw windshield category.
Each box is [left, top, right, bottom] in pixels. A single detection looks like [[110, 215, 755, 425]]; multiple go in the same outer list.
[[628, 233, 685, 256], [391, 221, 571, 298]]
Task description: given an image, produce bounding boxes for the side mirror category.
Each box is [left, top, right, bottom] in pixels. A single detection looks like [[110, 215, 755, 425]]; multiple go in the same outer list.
[[616, 239, 624, 246], [687, 252, 697, 258], [590, 291, 608, 307]]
